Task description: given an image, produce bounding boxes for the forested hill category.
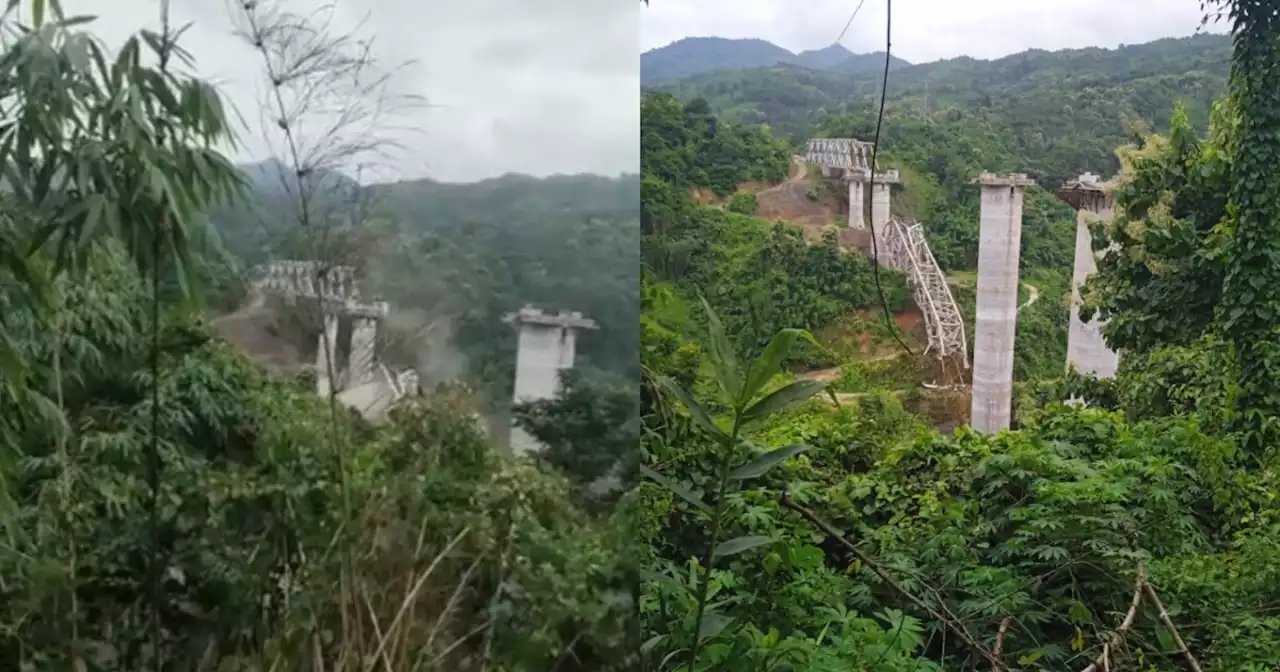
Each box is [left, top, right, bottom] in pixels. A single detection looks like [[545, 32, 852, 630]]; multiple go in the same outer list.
[[208, 166, 640, 395], [641, 36, 909, 85], [652, 33, 1231, 182]]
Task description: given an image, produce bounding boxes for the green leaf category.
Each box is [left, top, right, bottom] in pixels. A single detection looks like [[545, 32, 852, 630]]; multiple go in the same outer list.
[[639, 465, 711, 513], [698, 611, 734, 640], [1018, 649, 1044, 665], [640, 634, 666, 656], [713, 535, 775, 558], [729, 443, 809, 480], [742, 379, 824, 420], [699, 295, 741, 404], [656, 375, 726, 440], [740, 328, 816, 405]]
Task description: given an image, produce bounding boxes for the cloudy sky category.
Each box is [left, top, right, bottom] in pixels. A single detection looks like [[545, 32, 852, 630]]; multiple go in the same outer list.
[[59, 0, 639, 183], [643, 0, 1228, 63]]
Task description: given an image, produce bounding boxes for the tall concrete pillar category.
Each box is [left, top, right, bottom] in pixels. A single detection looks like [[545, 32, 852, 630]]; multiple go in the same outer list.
[[970, 172, 1034, 434], [344, 300, 389, 388], [869, 169, 899, 261], [504, 306, 599, 455], [315, 312, 340, 397], [1057, 173, 1121, 379], [847, 177, 866, 229]]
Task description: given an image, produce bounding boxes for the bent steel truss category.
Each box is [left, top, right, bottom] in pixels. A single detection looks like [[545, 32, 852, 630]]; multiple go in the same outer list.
[[883, 219, 969, 368]]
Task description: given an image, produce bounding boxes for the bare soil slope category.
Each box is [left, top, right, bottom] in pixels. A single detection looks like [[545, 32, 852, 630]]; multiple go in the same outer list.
[[210, 292, 310, 375]]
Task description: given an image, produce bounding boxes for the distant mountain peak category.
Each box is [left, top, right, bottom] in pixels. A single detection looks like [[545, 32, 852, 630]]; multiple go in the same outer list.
[[237, 159, 362, 196], [641, 36, 909, 85], [800, 43, 852, 56]]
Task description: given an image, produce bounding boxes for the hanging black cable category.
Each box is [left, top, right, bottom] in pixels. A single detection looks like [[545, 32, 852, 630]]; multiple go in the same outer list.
[[864, 0, 914, 356], [835, 0, 869, 44]]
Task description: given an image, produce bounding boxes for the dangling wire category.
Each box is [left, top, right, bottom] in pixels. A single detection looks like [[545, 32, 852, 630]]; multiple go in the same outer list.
[[863, 0, 914, 356]]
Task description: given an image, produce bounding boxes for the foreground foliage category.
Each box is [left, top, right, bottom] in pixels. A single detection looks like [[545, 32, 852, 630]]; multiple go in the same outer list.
[[0, 6, 635, 670]]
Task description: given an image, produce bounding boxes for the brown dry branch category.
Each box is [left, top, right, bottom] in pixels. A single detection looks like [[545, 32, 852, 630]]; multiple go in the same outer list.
[[1078, 563, 1203, 672], [778, 492, 1007, 670], [1142, 580, 1205, 672], [1080, 564, 1145, 672], [993, 616, 1012, 661]]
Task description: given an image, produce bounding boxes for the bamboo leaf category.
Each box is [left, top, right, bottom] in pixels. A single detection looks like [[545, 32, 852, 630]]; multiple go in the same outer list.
[[640, 634, 666, 656], [657, 375, 726, 440], [729, 443, 809, 480], [713, 535, 775, 558], [698, 611, 734, 640], [699, 295, 741, 404], [742, 379, 825, 421], [740, 328, 797, 404], [639, 465, 711, 513], [740, 328, 821, 405]]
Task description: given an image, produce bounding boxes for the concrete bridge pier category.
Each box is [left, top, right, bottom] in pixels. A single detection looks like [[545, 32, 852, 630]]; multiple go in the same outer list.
[[345, 300, 389, 388], [1057, 172, 1121, 379], [870, 169, 899, 262], [847, 170, 867, 229], [970, 172, 1034, 434], [504, 306, 598, 455]]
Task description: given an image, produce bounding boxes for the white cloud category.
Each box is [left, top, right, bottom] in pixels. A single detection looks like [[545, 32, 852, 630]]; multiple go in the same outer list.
[[642, 0, 1227, 63], [54, 0, 640, 182]]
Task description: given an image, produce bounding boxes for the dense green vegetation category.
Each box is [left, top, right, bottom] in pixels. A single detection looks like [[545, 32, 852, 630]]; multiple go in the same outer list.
[[641, 91, 910, 369], [640, 9, 1280, 671], [0, 4, 636, 670]]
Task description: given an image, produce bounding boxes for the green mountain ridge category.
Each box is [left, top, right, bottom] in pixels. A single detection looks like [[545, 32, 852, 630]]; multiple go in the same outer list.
[[641, 36, 909, 85], [652, 32, 1231, 184]]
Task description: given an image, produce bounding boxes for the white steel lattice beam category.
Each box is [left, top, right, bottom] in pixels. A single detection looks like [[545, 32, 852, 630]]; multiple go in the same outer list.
[[882, 219, 969, 369], [255, 260, 361, 304], [805, 138, 875, 171]]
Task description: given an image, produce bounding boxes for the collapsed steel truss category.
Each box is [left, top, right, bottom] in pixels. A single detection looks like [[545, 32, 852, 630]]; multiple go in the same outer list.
[[255, 260, 359, 303], [804, 138, 875, 171], [883, 219, 970, 368]]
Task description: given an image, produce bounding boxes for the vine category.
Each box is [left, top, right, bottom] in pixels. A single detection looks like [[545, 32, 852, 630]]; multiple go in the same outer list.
[[1210, 0, 1280, 450]]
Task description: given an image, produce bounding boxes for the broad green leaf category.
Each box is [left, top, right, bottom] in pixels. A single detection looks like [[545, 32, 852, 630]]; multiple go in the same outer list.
[[698, 611, 734, 640], [1018, 649, 1044, 665], [639, 465, 711, 513], [712, 535, 775, 558], [739, 328, 808, 405], [659, 649, 687, 669], [640, 634, 666, 656], [742, 379, 824, 421], [657, 375, 726, 440], [699, 295, 741, 404], [729, 443, 809, 480]]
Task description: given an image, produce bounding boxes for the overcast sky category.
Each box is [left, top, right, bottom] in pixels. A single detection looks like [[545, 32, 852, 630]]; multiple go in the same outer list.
[[643, 0, 1229, 63], [61, 0, 639, 183]]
